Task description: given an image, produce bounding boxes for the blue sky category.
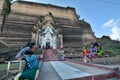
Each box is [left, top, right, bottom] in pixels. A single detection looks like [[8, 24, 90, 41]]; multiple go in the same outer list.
[[16, 0, 120, 40]]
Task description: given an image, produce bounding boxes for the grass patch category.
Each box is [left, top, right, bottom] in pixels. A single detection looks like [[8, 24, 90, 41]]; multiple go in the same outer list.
[[0, 62, 26, 73], [96, 39, 120, 56], [0, 63, 7, 72]]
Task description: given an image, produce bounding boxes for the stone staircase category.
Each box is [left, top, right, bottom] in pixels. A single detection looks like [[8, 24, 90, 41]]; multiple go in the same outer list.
[[42, 49, 58, 61]]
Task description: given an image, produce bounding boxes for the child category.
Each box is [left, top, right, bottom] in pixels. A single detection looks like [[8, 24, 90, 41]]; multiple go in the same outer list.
[[89, 44, 96, 63], [82, 47, 89, 63]]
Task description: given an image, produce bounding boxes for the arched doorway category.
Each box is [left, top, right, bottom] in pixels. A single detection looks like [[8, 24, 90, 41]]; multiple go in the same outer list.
[[39, 25, 57, 49]]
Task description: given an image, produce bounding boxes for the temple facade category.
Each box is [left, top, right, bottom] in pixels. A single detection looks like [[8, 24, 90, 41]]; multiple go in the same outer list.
[[39, 24, 57, 49], [32, 14, 63, 49], [0, 0, 96, 48]]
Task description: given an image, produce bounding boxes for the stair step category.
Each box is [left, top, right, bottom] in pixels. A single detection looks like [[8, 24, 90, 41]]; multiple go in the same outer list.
[[43, 49, 58, 61]]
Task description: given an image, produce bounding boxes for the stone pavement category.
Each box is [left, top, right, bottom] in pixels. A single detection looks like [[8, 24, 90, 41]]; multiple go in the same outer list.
[[62, 61, 113, 76], [38, 62, 61, 80], [50, 61, 91, 80], [38, 61, 119, 80]]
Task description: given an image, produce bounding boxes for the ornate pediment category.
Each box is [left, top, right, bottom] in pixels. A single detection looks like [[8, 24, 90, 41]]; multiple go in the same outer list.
[[41, 25, 57, 36], [35, 12, 61, 30]]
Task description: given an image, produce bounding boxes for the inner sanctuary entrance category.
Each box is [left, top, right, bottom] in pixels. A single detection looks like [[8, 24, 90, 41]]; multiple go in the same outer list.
[[32, 13, 63, 49], [39, 25, 57, 49]]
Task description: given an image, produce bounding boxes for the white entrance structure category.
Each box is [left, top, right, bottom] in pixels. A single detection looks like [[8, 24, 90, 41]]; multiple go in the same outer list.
[[32, 13, 63, 49], [39, 24, 57, 49]]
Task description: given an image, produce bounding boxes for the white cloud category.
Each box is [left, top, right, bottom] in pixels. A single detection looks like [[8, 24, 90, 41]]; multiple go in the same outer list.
[[103, 19, 114, 27], [102, 19, 120, 40], [110, 26, 120, 41], [103, 19, 120, 28]]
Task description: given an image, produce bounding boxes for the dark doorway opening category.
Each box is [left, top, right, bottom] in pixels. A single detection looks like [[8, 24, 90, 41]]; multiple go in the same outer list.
[[46, 42, 50, 49]]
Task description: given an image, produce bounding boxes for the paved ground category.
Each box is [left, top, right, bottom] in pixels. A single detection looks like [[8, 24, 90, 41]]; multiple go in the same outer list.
[[38, 61, 116, 80], [51, 61, 91, 80], [62, 61, 113, 76], [38, 62, 61, 80]]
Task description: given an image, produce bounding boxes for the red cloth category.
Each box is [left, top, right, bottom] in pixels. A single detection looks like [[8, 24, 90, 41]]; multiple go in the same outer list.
[[83, 49, 90, 56]]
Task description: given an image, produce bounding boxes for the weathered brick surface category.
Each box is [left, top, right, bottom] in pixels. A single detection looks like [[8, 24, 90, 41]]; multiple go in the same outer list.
[[0, 0, 96, 48]]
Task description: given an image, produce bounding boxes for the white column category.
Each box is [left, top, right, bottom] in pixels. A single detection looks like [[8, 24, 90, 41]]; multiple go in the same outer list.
[[60, 35, 63, 48]]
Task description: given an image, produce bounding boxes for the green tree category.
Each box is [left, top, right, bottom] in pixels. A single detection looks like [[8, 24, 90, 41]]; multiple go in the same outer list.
[[1, 0, 14, 32]]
